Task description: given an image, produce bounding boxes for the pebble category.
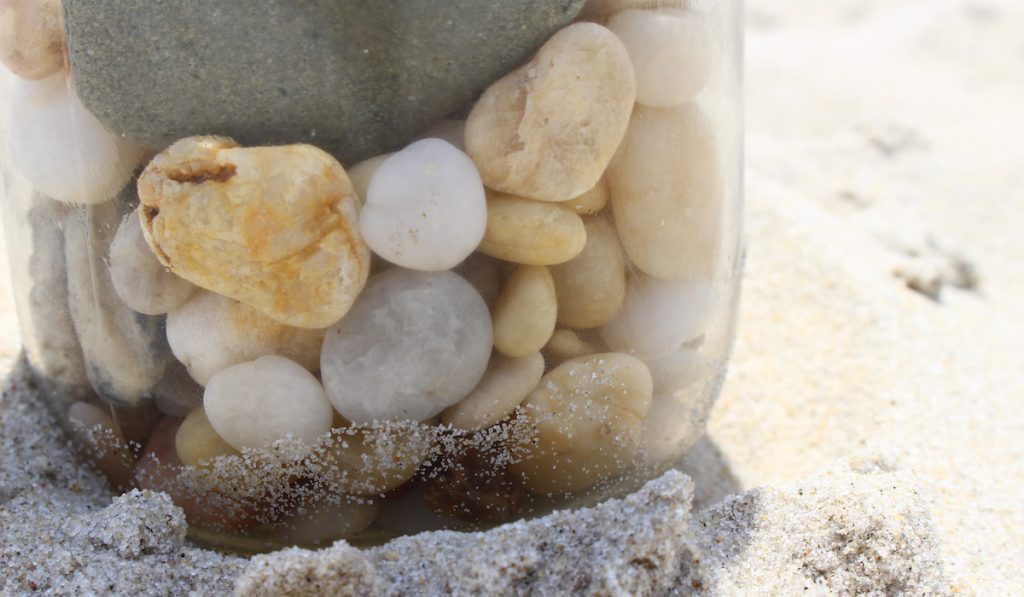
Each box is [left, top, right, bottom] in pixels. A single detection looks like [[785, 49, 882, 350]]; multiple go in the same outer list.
[[166, 291, 325, 386], [543, 329, 598, 368], [328, 424, 434, 495], [600, 274, 711, 360], [561, 177, 609, 215], [138, 136, 371, 329], [453, 253, 502, 308], [550, 216, 627, 329], [479, 192, 587, 266], [644, 344, 706, 395], [67, 401, 134, 489], [271, 498, 379, 546], [440, 352, 545, 430], [511, 353, 653, 494], [466, 23, 636, 201], [492, 265, 558, 358], [64, 201, 171, 406], [609, 104, 722, 280], [607, 9, 711, 107], [7, 74, 144, 205], [0, 0, 65, 79], [348, 154, 392, 203], [639, 388, 705, 464], [203, 355, 335, 450], [321, 269, 492, 423], [360, 139, 487, 271], [110, 207, 196, 315], [2, 185, 91, 405], [64, 0, 584, 163], [175, 407, 241, 469]]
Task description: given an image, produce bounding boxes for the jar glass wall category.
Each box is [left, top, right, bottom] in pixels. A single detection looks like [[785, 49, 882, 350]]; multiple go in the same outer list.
[[0, 0, 743, 551]]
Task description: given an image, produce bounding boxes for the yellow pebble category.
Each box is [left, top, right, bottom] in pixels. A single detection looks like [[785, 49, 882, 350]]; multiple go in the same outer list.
[[492, 265, 557, 358], [175, 407, 240, 468], [550, 216, 626, 329], [479, 192, 587, 266]]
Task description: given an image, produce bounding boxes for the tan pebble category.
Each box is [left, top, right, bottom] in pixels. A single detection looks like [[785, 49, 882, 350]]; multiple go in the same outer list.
[[327, 424, 434, 495], [492, 265, 557, 358], [67, 401, 134, 489], [175, 407, 241, 469], [561, 177, 609, 215], [479, 192, 587, 266], [550, 216, 626, 329], [138, 136, 371, 329], [0, 0, 65, 80], [543, 329, 598, 368], [511, 353, 653, 494], [440, 352, 545, 430], [579, 0, 688, 22], [347, 153, 393, 204], [465, 23, 636, 201], [609, 105, 722, 280]]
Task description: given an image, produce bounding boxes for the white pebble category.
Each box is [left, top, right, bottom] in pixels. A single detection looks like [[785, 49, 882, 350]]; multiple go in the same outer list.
[[7, 74, 143, 204], [110, 208, 196, 315], [607, 9, 710, 107], [204, 355, 334, 450], [321, 269, 492, 423], [166, 291, 325, 385], [600, 275, 711, 360], [360, 138, 486, 271]]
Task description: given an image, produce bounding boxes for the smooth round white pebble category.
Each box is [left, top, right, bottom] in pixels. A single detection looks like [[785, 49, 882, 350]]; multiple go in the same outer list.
[[110, 208, 197, 315], [607, 9, 710, 107], [359, 138, 486, 271], [321, 269, 492, 423], [600, 275, 712, 360], [204, 355, 334, 450], [7, 74, 144, 204], [166, 291, 325, 385]]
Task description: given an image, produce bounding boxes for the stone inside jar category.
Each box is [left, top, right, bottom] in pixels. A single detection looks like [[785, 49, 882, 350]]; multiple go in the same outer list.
[[3, 0, 725, 547]]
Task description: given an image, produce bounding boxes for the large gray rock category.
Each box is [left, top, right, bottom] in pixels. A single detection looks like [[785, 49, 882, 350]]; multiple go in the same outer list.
[[63, 0, 585, 164]]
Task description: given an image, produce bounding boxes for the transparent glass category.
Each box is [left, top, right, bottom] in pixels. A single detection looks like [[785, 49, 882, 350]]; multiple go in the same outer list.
[[0, 0, 742, 551]]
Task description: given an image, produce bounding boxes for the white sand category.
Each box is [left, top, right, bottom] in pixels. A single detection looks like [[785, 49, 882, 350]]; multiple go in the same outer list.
[[1, 0, 1022, 593]]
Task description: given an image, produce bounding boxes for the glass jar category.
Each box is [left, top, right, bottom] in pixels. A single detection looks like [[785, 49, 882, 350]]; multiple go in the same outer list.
[[0, 0, 742, 551]]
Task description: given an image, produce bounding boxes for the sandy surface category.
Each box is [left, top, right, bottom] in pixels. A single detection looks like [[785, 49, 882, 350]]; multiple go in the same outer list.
[[1, 0, 1022, 593]]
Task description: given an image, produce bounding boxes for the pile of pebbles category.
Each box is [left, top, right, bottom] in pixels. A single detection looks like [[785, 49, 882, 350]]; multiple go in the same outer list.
[[0, 0, 727, 547]]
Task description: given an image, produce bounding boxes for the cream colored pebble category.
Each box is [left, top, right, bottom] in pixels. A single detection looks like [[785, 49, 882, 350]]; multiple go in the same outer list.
[[492, 265, 557, 358], [609, 104, 722, 280], [0, 0, 65, 80], [543, 329, 598, 368], [175, 407, 240, 469], [440, 352, 545, 430], [203, 355, 334, 450], [511, 353, 653, 494], [138, 136, 371, 329], [166, 291, 325, 386], [608, 9, 711, 107], [110, 207, 197, 315], [600, 274, 711, 360], [465, 23, 636, 201], [561, 177, 610, 215], [327, 425, 434, 495], [550, 216, 626, 329], [348, 153, 392, 203], [479, 192, 587, 266]]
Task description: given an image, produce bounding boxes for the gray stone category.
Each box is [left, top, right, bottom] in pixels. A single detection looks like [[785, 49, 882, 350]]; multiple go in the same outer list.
[[321, 268, 492, 423], [64, 184, 172, 407], [63, 0, 585, 164]]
